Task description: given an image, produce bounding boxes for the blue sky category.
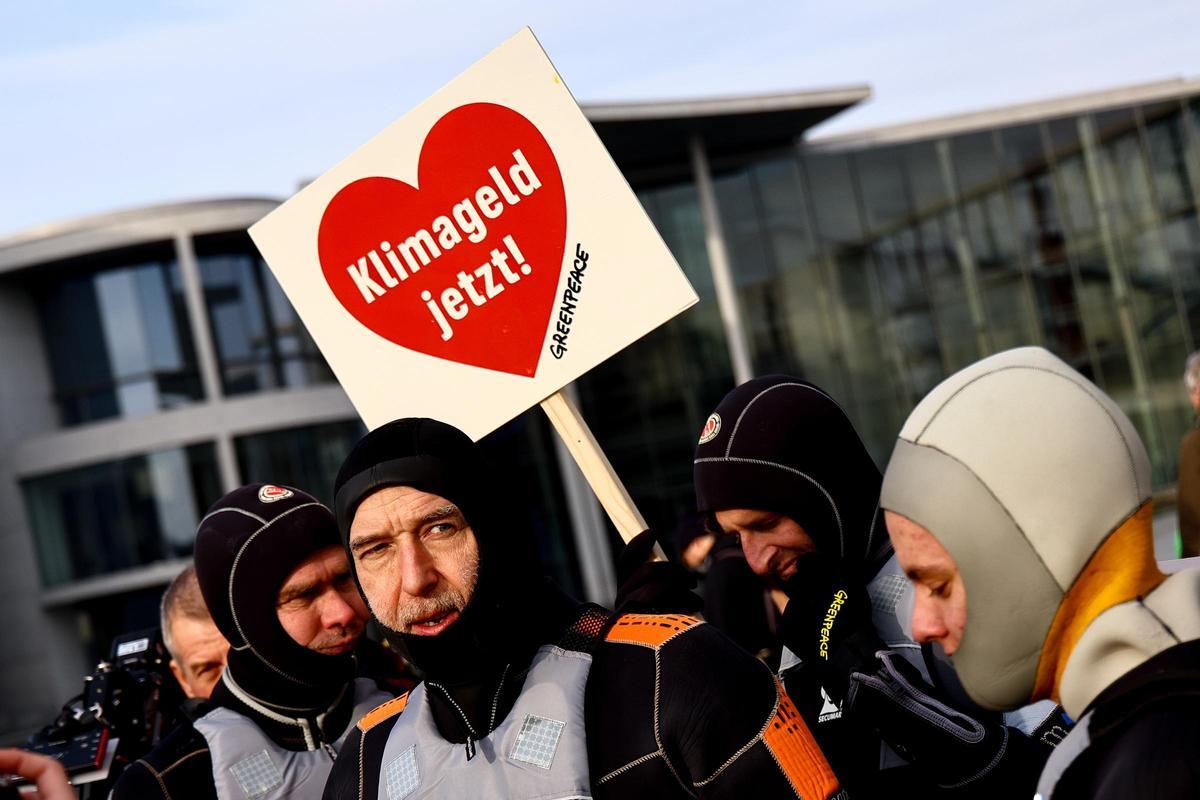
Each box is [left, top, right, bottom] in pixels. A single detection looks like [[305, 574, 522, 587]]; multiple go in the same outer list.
[[2, 0, 1197, 237]]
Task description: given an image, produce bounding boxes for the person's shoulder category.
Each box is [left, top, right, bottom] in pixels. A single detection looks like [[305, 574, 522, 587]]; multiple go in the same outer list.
[[129, 720, 211, 773], [324, 691, 411, 800], [601, 612, 710, 650], [357, 690, 410, 732], [597, 612, 778, 689], [1181, 426, 1200, 451], [112, 721, 213, 800], [349, 689, 412, 765], [1068, 703, 1200, 798], [591, 613, 840, 799], [597, 611, 778, 712], [603, 611, 771, 661]]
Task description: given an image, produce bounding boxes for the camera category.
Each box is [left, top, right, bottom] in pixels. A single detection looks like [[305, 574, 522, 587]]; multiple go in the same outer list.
[[14, 628, 185, 797]]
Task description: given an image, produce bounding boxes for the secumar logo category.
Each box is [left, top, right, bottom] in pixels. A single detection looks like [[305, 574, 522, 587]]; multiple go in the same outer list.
[[258, 485, 294, 504], [698, 413, 722, 445]]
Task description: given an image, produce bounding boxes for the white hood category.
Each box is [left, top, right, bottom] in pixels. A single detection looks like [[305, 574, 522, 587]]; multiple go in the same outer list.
[[880, 347, 1152, 711]]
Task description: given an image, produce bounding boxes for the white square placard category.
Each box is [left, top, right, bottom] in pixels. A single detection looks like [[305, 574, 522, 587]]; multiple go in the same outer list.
[[249, 27, 697, 439]]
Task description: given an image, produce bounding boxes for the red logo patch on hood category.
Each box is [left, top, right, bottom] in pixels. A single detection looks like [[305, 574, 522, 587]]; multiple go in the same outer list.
[[258, 485, 294, 504], [698, 413, 722, 445]]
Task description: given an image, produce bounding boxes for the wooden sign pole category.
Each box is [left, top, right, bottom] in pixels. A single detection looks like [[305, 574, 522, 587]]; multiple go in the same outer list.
[[540, 389, 664, 559]]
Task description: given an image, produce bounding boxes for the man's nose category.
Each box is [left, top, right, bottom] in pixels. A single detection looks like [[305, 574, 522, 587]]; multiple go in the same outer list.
[[318, 587, 359, 629], [740, 536, 774, 578], [909, 593, 949, 644], [398, 540, 440, 597]]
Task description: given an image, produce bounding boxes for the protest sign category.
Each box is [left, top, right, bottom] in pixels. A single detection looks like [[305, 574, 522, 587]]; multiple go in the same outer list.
[[250, 27, 698, 541]]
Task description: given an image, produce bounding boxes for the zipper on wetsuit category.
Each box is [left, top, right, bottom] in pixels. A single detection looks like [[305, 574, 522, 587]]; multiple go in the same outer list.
[[429, 664, 510, 762], [428, 682, 480, 761]]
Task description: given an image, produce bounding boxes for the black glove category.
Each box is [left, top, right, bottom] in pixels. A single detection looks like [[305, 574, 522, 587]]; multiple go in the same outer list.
[[613, 529, 703, 614], [779, 553, 883, 703], [845, 649, 1019, 790]]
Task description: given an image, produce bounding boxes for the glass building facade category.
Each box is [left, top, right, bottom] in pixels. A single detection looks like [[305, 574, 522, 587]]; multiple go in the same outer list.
[[574, 91, 1200, 545], [235, 420, 366, 507], [22, 443, 221, 586], [2, 79, 1198, 742], [31, 241, 203, 425], [14, 89, 1200, 589], [196, 231, 336, 396]]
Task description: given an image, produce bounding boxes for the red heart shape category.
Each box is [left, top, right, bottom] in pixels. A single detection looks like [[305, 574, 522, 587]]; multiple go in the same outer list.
[[317, 103, 567, 377]]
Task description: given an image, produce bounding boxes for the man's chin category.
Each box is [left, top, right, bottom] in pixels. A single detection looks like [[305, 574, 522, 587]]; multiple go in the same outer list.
[[762, 570, 790, 591], [317, 638, 359, 656], [402, 609, 461, 637]]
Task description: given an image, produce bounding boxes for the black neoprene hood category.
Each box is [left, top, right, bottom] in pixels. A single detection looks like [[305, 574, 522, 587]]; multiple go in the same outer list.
[[333, 418, 483, 538], [693, 375, 888, 570], [332, 417, 544, 683], [193, 483, 353, 710]]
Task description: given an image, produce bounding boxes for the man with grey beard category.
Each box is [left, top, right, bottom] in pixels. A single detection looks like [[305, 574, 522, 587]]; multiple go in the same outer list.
[[323, 417, 846, 800]]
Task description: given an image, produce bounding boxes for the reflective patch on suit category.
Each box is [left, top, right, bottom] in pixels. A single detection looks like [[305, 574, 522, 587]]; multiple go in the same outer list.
[[510, 715, 565, 769], [870, 574, 909, 615], [229, 749, 283, 799], [384, 745, 420, 800]]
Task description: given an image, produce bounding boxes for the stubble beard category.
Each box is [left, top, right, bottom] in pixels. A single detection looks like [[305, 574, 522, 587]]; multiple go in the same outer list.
[[372, 548, 481, 634]]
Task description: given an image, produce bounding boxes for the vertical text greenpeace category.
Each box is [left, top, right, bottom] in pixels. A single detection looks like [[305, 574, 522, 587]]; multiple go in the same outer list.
[[549, 245, 588, 359], [343, 149, 541, 342]]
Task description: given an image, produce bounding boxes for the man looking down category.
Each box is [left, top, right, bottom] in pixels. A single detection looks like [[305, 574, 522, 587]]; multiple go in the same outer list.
[[880, 347, 1200, 798], [693, 375, 1062, 797]]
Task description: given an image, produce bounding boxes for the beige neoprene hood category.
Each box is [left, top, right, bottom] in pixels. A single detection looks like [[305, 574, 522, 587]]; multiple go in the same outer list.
[[879, 347, 1151, 711]]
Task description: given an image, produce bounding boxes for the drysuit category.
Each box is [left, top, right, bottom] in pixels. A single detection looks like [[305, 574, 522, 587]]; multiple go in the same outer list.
[[881, 346, 1200, 798]]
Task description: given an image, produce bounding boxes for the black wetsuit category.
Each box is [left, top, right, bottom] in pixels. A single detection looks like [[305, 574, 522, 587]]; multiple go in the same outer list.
[[328, 418, 845, 799], [1045, 639, 1200, 799], [325, 598, 843, 799]]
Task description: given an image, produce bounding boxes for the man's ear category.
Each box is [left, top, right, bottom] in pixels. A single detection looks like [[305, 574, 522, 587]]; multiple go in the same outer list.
[[169, 659, 196, 699]]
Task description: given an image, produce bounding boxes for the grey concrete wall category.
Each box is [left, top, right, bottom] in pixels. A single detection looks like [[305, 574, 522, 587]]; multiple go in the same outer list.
[[0, 279, 87, 743]]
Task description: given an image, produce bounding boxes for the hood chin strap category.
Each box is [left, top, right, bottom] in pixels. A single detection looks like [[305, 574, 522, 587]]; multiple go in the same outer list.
[[1032, 501, 1165, 706]]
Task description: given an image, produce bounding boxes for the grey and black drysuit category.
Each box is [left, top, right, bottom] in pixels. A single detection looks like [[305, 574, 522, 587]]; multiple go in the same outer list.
[[881, 346, 1200, 798]]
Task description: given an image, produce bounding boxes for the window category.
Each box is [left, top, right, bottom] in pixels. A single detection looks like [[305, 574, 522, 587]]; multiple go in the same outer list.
[[195, 231, 334, 396], [575, 179, 736, 538], [236, 420, 366, 507], [23, 444, 221, 586], [32, 241, 203, 425]]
